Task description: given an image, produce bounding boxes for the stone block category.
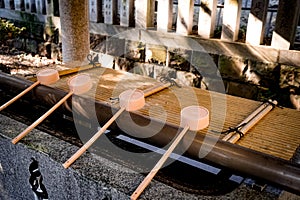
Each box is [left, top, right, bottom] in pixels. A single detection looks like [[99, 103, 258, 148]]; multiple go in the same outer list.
[[25, 39, 38, 53], [176, 71, 196, 87], [226, 81, 258, 100], [145, 44, 167, 64], [132, 62, 175, 79], [246, 60, 279, 87], [124, 40, 145, 61], [280, 65, 300, 89], [114, 57, 134, 71], [201, 76, 226, 93], [98, 53, 114, 68], [106, 37, 125, 57], [191, 51, 218, 76], [90, 34, 107, 54], [218, 55, 246, 80], [168, 47, 192, 72]]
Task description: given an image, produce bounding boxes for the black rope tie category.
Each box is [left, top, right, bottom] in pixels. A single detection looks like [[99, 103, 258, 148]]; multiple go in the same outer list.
[[87, 53, 100, 68], [221, 123, 246, 137], [159, 76, 181, 88], [236, 129, 244, 138]]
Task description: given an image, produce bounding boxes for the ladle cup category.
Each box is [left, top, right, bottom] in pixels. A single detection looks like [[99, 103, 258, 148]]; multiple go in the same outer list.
[[131, 105, 209, 200], [12, 74, 92, 144], [0, 68, 59, 111]]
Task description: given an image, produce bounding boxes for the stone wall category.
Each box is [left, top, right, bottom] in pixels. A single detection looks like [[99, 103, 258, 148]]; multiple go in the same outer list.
[[0, 9, 62, 59]]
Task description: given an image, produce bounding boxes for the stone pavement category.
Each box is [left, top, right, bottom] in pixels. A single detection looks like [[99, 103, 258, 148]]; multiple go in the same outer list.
[[0, 113, 298, 200]]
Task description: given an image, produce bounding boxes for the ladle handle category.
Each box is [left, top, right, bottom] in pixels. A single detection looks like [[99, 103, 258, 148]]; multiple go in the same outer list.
[[131, 125, 190, 200], [63, 106, 126, 169], [143, 82, 171, 98], [222, 101, 270, 141], [12, 91, 74, 144], [0, 81, 40, 112]]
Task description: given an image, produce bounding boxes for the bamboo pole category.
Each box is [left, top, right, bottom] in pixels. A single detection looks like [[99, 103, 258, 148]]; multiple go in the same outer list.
[[222, 101, 273, 141], [0, 81, 40, 112], [227, 100, 277, 143], [143, 82, 171, 97], [11, 91, 74, 144], [131, 125, 190, 200]]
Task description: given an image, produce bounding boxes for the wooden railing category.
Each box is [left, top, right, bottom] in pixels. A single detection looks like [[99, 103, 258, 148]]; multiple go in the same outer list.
[[1, 0, 300, 50]]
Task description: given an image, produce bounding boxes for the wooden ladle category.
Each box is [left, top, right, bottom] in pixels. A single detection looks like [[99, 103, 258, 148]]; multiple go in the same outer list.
[[11, 74, 93, 144], [0, 68, 59, 111], [131, 105, 209, 200]]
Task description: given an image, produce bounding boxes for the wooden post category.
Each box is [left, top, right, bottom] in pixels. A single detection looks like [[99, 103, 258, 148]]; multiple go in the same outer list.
[[246, 0, 269, 45], [104, 0, 117, 24], [198, 0, 217, 38], [176, 0, 194, 35], [120, 0, 134, 27], [24, 0, 31, 12], [135, 0, 155, 28], [89, 0, 103, 22], [221, 0, 242, 41], [35, 0, 46, 14], [14, 0, 24, 11], [156, 0, 173, 32], [59, 0, 90, 65], [271, 0, 300, 50], [4, 0, 13, 9]]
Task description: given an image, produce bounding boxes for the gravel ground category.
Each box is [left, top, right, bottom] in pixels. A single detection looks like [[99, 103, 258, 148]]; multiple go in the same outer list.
[[0, 51, 66, 77]]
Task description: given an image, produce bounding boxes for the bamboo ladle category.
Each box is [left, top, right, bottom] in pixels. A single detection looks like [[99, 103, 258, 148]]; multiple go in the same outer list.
[[0, 68, 59, 112], [131, 105, 209, 200], [11, 74, 93, 144], [63, 82, 172, 169]]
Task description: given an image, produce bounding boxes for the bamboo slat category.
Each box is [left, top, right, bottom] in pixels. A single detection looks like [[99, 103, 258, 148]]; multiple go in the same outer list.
[[47, 66, 300, 161]]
